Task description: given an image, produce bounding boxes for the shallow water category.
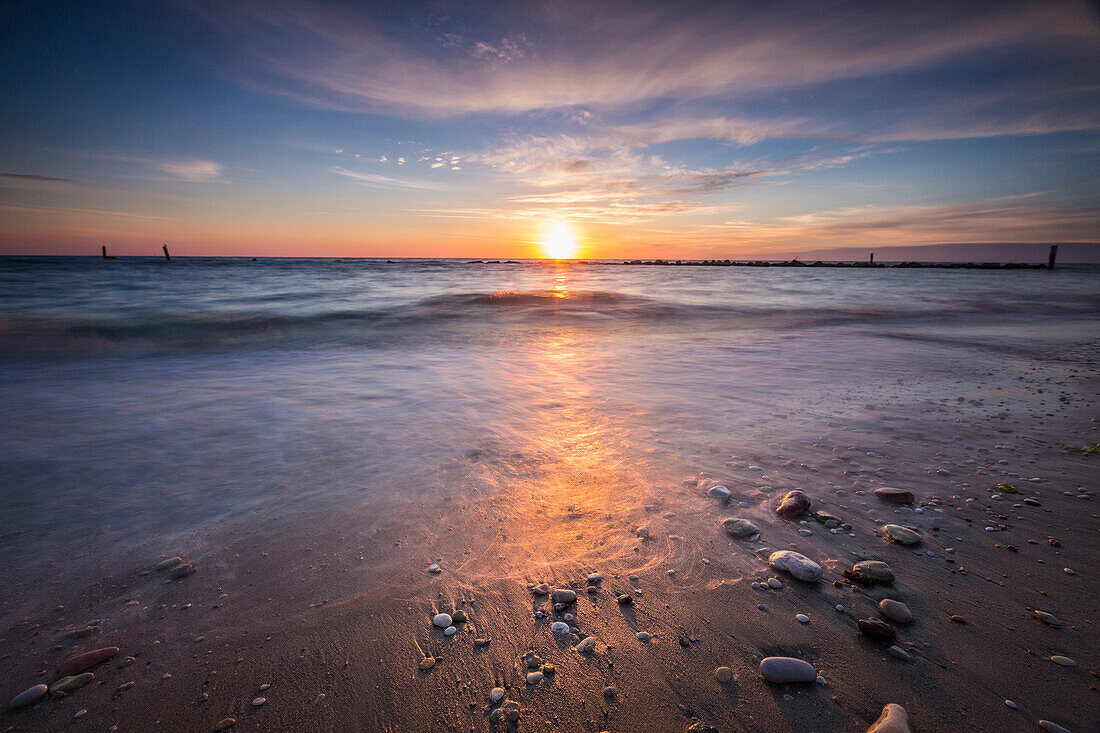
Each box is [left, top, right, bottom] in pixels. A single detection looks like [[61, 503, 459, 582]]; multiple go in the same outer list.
[[1, 257, 1097, 570]]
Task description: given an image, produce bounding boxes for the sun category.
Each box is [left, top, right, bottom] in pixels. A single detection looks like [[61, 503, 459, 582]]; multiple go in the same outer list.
[[540, 222, 580, 259]]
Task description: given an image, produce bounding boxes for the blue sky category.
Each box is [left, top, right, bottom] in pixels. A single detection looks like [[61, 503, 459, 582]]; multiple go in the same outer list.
[[1, 0, 1098, 258]]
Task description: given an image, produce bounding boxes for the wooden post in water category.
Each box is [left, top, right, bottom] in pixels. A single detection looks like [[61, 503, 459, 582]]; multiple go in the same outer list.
[[1047, 245, 1058, 269], [163, 244, 171, 261], [102, 245, 108, 259], [869, 252, 874, 265]]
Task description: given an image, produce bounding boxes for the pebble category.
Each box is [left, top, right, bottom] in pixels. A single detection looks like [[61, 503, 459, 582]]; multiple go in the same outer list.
[[251, 697, 266, 707], [169, 563, 196, 579], [74, 709, 87, 719], [587, 573, 602, 583], [759, 656, 817, 683], [707, 485, 731, 502], [550, 622, 570, 634], [768, 550, 822, 582], [636, 526, 650, 539], [531, 583, 549, 595], [214, 718, 237, 731], [444, 626, 457, 636], [1050, 655, 1076, 667], [1038, 721, 1073, 733], [950, 615, 966, 624], [576, 637, 596, 654], [155, 557, 183, 571], [617, 594, 634, 605], [9, 684, 48, 709], [722, 517, 758, 538], [878, 599, 913, 623], [714, 666, 733, 683], [603, 686, 617, 697], [418, 656, 436, 670], [767, 578, 783, 589], [1004, 699, 1016, 709], [451, 610, 468, 623], [846, 560, 894, 584], [432, 613, 452, 628], [49, 673, 96, 698], [835, 605, 845, 612], [887, 646, 910, 661], [474, 638, 491, 646], [883, 524, 921, 546], [874, 487, 914, 504], [858, 617, 897, 640], [490, 687, 505, 703], [867, 702, 910, 733], [636, 632, 652, 642], [551, 589, 577, 604], [526, 672, 543, 685], [59, 646, 120, 676], [1034, 610, 1062, 627], [428, 564, 441, 573], [776, 490, 811, 518], [796, 614, 810, 623]]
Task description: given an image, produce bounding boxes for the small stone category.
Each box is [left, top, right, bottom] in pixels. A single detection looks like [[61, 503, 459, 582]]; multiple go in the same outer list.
[[251, 697, 266, 707], [1034, 610, 1062, 627], [878, 599, 913, 623], [444, 626, 457, 636], [887, 646, 910, 661], [636, 632, 652, 642], [1004, 700, 1016, 709], [603, 686, 618, 697], [858, 617, 897, 641], [550, 622, 570, 634], [418, 657, 436, 670], [490, 687, 505, 703], [155, 557, 183, 571], [49, 673, 95, 698], [542, 663, 555, 675], [502, 700, 521, 722], [526, 672, 543, 685], [1038, 721, 1073, 733], [776, 490, 811, 518], [531, 583, 549, 595], [74, 709, 87, 719], [874, 488, 914, 504], [1050, 655, 1076, 667], [722, 518, 758, 538], [845, 560, 894, 584], [312, 693, 325, 704], [576, 636, 596, 654], [617, 594, 634, 605], [768, 550, 822, 582], [587, 573, 602, 583], [795, 614, 809, 623], [636, 526, 650, 539], [835, 605, 845, 613], [214, 718, 237, 731], [687, 723, 719, 733], [883, 524, 921, 545], [714, 666, 733, 683], [59, 647, 120, 676], [432, 613, 452, 628], [867, 703, 910, 733], [950, 615, 966, 624], [551, 589, 577, 604], [428, 563, 441, 573], [9, 684, 48, 709], [170, 563, 196, 579], [707, 485, 731, 503], [450, 609, 467, 623], [759, 657, 817, 683], [767, 578, 783, 589], [474, 638, 491, 646]]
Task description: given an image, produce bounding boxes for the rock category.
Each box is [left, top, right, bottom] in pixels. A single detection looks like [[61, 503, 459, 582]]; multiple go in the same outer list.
[[252, 697, 266, 706], [576, 636, 596, 654], [1004, 700, 1016, 709], [603, 686, 618, 697], [636, 526, 650, 539], [768, 550, 822, 582], [451, 610, 468, 623], [636, 632, 652, 642], [170, 563, 196, 579], [617, 594, 634, 605], [155, 557, 183, 571], [214, 718, 237, 731], [550, 622, 570, 634], [444, 626, 457, 636], [418, 657, 436, 670], [1035, 610, 1062, 627], [526, 672, 543, 684], [1050, 655, 1076, 667], [1023, 497, 1042, 506], [950, 615, 966, 624], [531, 583, 549, 595], [490, 687, 505, 703], [887, 646, 910, 661], [49, 673, 95, 698], [9, 684, 48, 709], [551, 589, 577, 604], [707, 485, 731, 503], [883, 525, 921, 546], [722, 518, 758, 538], [776, 490, 811, 518], [587, 573, 602, 583], [59, 647, 120, 676], [767, 578, 783, 589], [858, 617, 897, 641], [1038, 721, 1073, 733], [687, 723, 719, 733], [845, 560, 894, 584], [474, 638, 491, 646], [432, 613, 452, 628], [796, 614, 809, 623], [542, 663, 555, 675], [874, 488, 914, 504], [760, 657, 817, 683], [502, 700, 521, 722], [714, 666, 733, 683], [867, 703, 910, 733], [428, 563, 441, 573], [878, 599, 913, 623]]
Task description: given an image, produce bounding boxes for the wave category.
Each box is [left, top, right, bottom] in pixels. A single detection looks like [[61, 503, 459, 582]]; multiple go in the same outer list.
[[1, 288, 1096, 356]]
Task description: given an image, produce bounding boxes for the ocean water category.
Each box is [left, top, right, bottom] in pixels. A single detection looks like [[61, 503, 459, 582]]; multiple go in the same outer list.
[[1, 257, 1097, 576]]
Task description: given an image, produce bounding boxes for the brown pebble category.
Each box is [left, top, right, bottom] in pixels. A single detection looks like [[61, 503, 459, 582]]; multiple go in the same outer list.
[[474, 638, 491, 646], [950, 615, 966, 624], [60, 647, 120, 677], [214, 717, 236, 731]]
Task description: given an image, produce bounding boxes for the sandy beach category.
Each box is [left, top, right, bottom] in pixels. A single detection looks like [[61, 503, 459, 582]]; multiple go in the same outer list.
[[1, 260, 1097, 732]]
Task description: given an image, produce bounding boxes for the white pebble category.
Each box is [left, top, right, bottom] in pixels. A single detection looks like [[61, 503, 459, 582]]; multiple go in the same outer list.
[[444, 626, 457, 636], [252, 697, 266, 707], [796, 614, 810, 623]]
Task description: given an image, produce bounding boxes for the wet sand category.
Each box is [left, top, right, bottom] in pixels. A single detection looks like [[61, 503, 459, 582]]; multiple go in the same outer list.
[[2, 320, 1098, 731]]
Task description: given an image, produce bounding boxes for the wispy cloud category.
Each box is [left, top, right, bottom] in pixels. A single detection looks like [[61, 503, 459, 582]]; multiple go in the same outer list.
[[332, 166, 447, 190], [0, 172, 82, 184], [156, 159, 224, 183]]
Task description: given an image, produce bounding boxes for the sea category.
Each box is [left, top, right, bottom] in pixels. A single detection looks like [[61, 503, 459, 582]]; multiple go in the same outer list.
[[1, 256, 1097, 576]]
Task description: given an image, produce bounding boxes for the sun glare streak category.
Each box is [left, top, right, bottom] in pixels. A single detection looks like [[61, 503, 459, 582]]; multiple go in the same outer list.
[[540, 222, 580, 259]]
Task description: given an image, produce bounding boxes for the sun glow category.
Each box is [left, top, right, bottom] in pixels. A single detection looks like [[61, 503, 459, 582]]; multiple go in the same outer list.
[[540, 222, 580, 259]]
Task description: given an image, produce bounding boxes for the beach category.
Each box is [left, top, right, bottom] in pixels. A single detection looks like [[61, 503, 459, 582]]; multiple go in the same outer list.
[[1, 258, 1097, 732]]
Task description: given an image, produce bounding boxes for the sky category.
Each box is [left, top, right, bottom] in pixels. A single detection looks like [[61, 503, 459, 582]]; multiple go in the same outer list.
[[1, 0, 1098, 259]]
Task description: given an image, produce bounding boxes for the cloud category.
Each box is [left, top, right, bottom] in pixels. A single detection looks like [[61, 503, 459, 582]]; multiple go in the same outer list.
[[0, 172, 82, 184], [332, 166, 446, 189], [156, 159, 224, 183]]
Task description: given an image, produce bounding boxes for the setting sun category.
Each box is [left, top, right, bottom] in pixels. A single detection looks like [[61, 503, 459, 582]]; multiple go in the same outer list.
[[540, 222, 580, 259]]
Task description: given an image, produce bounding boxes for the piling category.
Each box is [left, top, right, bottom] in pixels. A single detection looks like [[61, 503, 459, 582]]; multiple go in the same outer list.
[[1048, 245, 1058, 269], [163, 244, 171, 261]]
